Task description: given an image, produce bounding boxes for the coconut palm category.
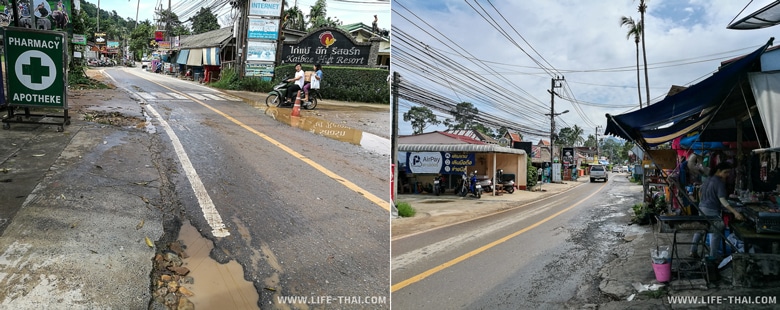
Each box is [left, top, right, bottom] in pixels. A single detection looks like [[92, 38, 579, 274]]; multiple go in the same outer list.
[[620, 16, 643, 109], [571, 124, 585, 146], [282, 4, 306, 31], [638, 0, 650, 107]]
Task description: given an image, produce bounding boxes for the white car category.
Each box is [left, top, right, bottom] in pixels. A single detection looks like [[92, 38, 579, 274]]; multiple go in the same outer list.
[[141, 58, 152, 69], [590, 165, 608, 182]]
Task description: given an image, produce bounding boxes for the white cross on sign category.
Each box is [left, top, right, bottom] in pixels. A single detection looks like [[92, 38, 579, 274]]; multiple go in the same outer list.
[[14, 50, 56, 91]]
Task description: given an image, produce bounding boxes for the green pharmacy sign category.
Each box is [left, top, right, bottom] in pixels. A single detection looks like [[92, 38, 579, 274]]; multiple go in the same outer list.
[[3, 27, 67, 108]]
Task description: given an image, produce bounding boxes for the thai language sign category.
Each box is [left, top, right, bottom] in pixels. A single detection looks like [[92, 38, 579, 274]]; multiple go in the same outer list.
[[405, 152, 475, 174], [281, 29, 371, 66]]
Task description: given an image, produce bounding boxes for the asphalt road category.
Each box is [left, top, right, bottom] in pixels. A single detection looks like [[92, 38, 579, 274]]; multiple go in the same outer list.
[[391, 174, 642, 309], [108, 68, 390, 308]]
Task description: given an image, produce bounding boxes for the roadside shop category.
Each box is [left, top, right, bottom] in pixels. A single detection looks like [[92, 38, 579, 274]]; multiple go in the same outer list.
[[605, 38, 780, 287], [398, 134, 528, 196]]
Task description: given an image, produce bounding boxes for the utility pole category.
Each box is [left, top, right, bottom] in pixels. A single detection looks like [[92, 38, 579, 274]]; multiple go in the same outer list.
[[546, 77, 565, 162], [97, 0, 100, 32], [390, 72, 400, 217], [595, 125, 602, 163], [546, 76, 566, 183]]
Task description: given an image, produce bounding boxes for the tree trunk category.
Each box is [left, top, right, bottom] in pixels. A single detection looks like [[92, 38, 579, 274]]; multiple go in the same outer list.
[[635, 41, 642, 109], [640, 2, 650, 106]]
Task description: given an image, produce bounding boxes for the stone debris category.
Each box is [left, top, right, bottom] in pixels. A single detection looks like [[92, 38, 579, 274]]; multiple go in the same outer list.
[[152, 240, 195, 309]]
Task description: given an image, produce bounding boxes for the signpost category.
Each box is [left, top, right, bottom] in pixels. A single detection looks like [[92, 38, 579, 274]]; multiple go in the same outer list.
[[2, 27, 69, 131]]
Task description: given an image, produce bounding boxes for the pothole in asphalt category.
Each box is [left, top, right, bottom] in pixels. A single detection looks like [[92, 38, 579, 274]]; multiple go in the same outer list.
[[151, 221, 259, 309], [82, 111, 145, 127]]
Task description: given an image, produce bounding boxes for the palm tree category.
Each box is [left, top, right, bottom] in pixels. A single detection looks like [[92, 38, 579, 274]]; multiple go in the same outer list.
[[620, 16, 643, 109], [571, 125, 585, 146], [638, 0, 650, 107], [283, 5, 306, 31]]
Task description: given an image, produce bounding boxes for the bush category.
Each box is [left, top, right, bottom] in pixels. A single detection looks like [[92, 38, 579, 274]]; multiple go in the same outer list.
[[396, 201, 416, 217], [526, 156, 537, 188], [274, 64, 389, 104]]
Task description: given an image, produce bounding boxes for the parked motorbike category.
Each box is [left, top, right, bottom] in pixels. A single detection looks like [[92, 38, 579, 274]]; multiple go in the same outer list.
[[433, 174, 446, 196], [476, 174, 494, 193], [459, 171, 482, 198], [265, 77, 318, 110], [496, 169, 515, 194]]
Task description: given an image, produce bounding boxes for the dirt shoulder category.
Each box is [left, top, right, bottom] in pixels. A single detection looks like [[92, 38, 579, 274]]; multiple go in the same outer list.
[[392, 180, 588, 239]]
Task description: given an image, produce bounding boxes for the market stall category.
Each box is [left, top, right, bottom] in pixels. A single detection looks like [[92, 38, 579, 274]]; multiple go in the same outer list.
[[605, 38, 780, 286]]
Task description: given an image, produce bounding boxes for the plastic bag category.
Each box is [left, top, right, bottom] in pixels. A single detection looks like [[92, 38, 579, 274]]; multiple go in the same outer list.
[[651, 246, 670, 264]]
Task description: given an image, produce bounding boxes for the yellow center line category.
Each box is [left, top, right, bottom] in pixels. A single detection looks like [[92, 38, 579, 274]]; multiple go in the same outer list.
[[391, 182, 606, 292], [139, 74, 389, 211]]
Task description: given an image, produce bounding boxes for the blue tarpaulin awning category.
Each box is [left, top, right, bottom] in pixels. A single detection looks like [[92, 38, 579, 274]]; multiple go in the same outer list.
[[605, 38, 774, 147], [203, 47, 220, 66], [176, 50, 190, 65]]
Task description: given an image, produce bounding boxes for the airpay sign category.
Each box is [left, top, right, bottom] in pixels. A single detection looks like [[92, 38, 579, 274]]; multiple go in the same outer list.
[[3, 28, 67, 108]]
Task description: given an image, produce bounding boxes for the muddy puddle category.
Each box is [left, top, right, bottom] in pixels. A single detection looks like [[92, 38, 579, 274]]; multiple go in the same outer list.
[[178, 221, 259, 309], [255, 104, 390, 155]]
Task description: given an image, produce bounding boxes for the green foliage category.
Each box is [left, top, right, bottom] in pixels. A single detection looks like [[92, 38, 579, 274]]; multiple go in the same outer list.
[[632, 199, 665, 225], [189, 7, 220, 34], [557, 125, 585, 147], [307, 0, 342, 30], [210, 68, 276, 92], [403, 106, 440, 134], [274, 64, 389, 103], [444, 102, 478, 130], [396, 201, 416, 217], [283, 6, 306, 31], [526, 156, 538, 188]]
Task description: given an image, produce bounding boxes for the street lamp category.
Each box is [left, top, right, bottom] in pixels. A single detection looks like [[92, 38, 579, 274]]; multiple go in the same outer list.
[[545, 109, 568, 183]]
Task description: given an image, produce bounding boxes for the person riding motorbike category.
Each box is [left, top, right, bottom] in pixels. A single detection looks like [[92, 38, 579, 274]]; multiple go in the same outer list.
[[285, 63, 305, 103]]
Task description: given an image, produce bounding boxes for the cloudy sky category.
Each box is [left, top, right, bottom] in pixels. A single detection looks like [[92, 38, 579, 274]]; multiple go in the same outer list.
[[98, 0, 389, 29], [392, 0, 779, 142]]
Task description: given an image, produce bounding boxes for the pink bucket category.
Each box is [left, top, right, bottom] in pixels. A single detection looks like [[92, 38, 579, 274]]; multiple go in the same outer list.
[[652, 262, 671, 282]]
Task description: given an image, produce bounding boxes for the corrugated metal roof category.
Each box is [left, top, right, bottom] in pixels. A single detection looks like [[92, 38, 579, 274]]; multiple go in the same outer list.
[[399, 144, 526, 155], [179, 27, 233, 49]]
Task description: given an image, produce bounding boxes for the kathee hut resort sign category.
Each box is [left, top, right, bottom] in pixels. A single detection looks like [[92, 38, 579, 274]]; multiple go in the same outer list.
[[281, 28, 371, 66]]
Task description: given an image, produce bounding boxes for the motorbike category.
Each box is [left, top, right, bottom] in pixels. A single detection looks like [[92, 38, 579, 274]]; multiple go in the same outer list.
[[433, 175, 446, 196], [496, 169, 515, 194], [459, 171, 482, 198], [475, 174, 494, 193], [265, 77, 319, 110]]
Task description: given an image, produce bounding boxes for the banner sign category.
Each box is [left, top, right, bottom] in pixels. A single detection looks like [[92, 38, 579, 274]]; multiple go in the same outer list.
[[562, 147, 574, 164], [158, 41, 171, 49], [155, 31, 164, 41], [246, 41, 276, 61], [245, 62, 274, 80], [281, 29, 371, 66], [5, 0, 73, 31], [71, 34, 86, 45], [248, 0, 282, 16], [248, 17, 279, 40], [405, 152, 475, 174], [94, 32, 106, 45]]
